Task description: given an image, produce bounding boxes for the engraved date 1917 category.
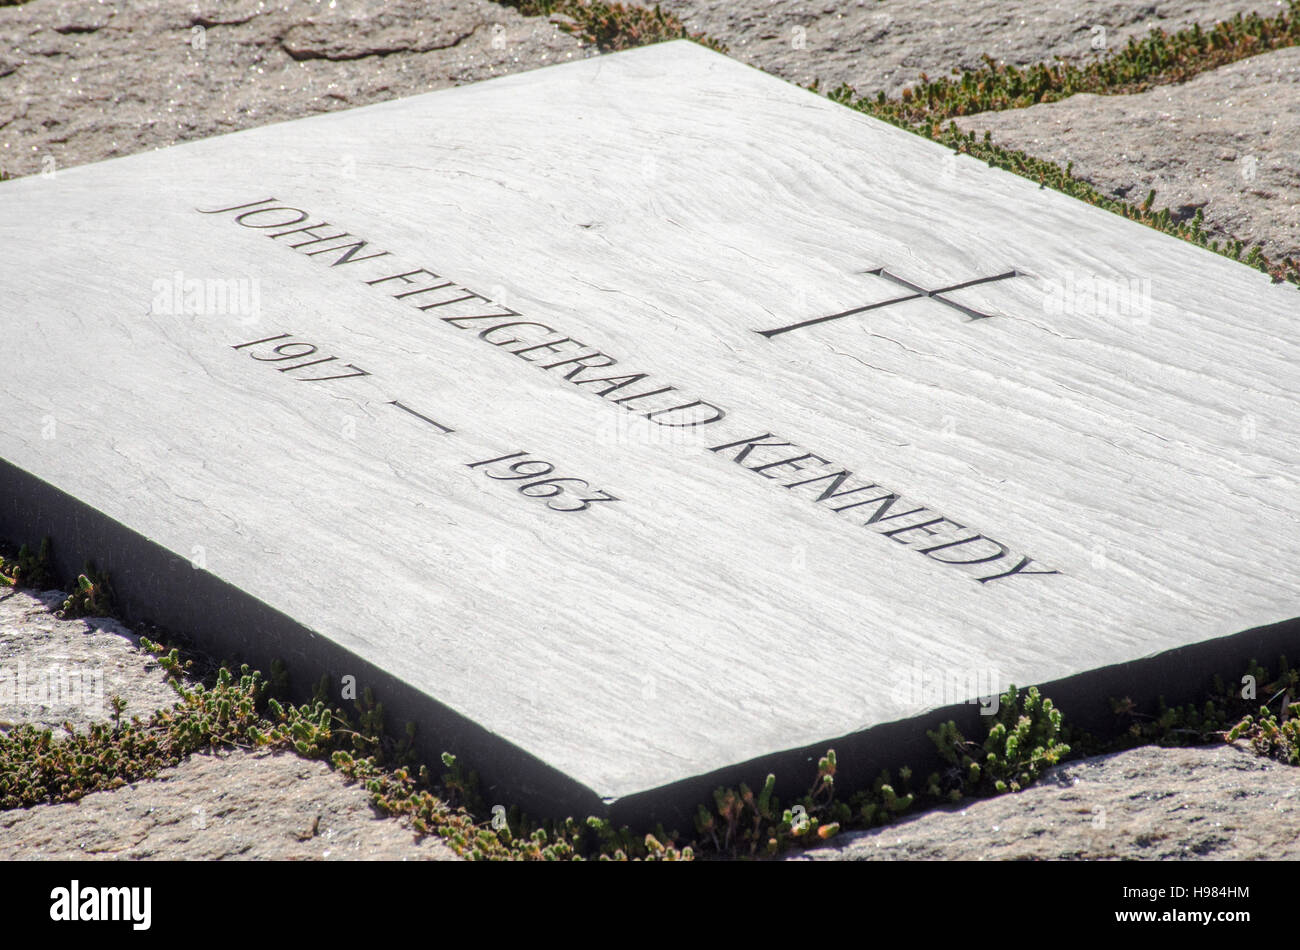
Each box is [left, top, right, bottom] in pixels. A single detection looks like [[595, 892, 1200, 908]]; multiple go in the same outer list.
[[232, 332, 372, 382], [467, 451, 619, 513]]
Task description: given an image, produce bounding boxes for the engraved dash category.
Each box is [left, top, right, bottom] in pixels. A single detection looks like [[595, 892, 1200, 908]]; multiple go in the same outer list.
[[388, 400, 454, 434]]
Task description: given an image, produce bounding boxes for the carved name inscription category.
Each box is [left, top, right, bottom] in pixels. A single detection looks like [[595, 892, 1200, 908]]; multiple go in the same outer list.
[[196, 198, 1059, 585]]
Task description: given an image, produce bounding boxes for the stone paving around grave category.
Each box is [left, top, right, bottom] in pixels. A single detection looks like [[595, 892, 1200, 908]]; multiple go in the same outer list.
[[952, 45, 1300, 264], [0, 0, 593, 176], [660, 0, 1284, 97], [0, 587, 177, 732], [789, 743, 1300, 861], [2, 0, 1297, 859]]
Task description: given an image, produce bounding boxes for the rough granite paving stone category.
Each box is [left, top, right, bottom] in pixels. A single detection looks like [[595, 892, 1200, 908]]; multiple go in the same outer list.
[[0, 589, 463, 861], [657, 0, 1287, 96], [0, 749, 462, 860], [2, 41, 1298, 824], [789, 744, 1300, 860], [0, 587, 178, 732], [0, 0, 591, 177], [953, 45, 1300, 263]]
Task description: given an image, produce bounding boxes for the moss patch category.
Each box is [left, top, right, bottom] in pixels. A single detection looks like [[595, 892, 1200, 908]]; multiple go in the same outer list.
[[861, 3, 1300, 125], [502, 0, 724, 53]]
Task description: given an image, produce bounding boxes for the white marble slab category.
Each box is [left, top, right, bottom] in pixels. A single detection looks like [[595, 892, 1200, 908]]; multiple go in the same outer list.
[[2, 41, 1297, 817]]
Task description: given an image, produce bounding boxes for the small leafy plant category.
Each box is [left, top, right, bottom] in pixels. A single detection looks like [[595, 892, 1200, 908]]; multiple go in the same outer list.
[[56, 563, 116, 619], [0, 538, 56, 590], [927, 685, 1070, 797], [1226, 657, 1300, 765]]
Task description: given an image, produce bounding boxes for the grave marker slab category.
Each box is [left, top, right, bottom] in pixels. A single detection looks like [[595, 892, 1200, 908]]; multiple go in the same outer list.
[[2, 41, 1298, 822]]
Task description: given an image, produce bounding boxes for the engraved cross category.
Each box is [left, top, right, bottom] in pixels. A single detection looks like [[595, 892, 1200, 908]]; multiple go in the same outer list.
[[757, 267, 1021, 339]]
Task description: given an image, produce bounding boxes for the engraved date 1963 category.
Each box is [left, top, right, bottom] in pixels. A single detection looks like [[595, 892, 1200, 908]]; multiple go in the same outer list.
[[467, 451, 619, 514]]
